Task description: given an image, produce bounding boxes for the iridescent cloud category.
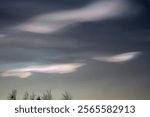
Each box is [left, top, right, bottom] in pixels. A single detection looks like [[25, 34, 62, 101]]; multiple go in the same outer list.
[[17, 0, 138, 33], [1, 63, 85, 78], [1, 52, 141, 78], [92, 52, 141, 63]]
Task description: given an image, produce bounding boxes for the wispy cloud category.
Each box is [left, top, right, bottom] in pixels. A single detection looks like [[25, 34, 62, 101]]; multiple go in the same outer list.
[[92, 52, 141, 63], [17, 0, 138, 33], [1, 63, 85, 78]]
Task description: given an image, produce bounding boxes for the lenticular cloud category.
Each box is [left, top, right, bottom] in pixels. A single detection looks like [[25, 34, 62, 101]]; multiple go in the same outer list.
[[1, 63, 85, 78], [17, 0, 138, 33], [92, 52, 141, 63]]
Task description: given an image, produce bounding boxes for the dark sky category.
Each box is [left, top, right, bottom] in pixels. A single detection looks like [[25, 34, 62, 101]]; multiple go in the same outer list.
[[0, 0, 150, 99]]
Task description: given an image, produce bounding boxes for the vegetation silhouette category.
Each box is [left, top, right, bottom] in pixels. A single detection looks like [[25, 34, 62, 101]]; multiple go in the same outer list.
[[62, 91, 72, 100], [7, 89, 17, 100], [7, 89, 72, 100]]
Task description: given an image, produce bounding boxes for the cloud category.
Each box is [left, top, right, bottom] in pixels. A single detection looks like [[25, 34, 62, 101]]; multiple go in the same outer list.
[[0, 36, 78, 49], [0, 34, 6, 38], [92, 51, 141, 63], [17, 0, 139, 33], [1, 63, 85, 78]]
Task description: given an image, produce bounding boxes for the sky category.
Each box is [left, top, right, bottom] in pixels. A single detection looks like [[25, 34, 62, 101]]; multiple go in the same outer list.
[[0, 0, 150, 99]]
